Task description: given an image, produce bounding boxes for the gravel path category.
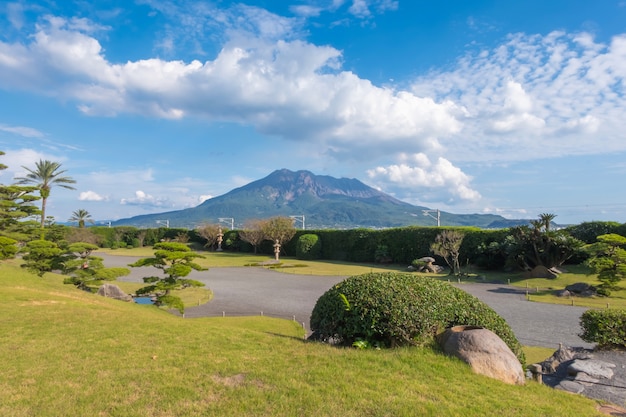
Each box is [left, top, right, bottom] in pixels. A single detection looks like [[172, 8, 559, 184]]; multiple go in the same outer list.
[[101, 253, 591, 349]]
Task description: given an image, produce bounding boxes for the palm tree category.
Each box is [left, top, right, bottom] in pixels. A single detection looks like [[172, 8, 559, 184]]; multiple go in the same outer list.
[[538, 213, 557, 232], [15, 160, 76, 233], [69, 209, 94, 228]]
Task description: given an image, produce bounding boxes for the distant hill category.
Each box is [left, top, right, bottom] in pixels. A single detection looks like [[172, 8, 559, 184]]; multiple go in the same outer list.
[[112, 169, 528, 229]]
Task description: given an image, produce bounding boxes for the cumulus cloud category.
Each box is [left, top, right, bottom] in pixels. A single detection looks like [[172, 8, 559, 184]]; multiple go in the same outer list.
[[366, 153, 481, 205], [120, 190, 175, 208], [2, 7, 626, 171], [198, 194, 212, 203], [0, 14, 459, 159], [78, 190, 106, 201]]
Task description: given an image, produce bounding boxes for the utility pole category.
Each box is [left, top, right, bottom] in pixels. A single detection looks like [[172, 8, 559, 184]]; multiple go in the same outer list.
[[156, 219, 169, 228], [289, 215, 305, 230], [422, 209, 440, 227]]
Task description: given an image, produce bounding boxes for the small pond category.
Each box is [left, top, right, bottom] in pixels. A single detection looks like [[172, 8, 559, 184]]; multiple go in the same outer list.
[[134, 296, 155, 305]]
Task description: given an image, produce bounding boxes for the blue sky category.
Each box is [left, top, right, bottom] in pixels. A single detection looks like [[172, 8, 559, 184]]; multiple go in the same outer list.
[[1, 0, 626, 226]]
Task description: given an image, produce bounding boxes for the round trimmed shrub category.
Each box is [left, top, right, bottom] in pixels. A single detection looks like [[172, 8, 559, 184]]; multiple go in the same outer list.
[[580, 309, 626, 349], [296, 234, 322, 260], [310, 272, 524, 363]]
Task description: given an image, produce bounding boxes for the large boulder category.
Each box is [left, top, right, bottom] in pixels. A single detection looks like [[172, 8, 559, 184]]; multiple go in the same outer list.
[[97, 283, 133, 302], [439, 325, 525, 385], [565, 282, 597, 297], [524, 265, 558, 279]]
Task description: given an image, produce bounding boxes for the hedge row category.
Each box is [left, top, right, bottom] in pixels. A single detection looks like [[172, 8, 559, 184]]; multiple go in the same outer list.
[[283, 227, 509, 267]]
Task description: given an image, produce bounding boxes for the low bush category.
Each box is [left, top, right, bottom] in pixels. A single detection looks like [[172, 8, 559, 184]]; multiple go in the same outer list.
[[296, 234, 322, 260], [580, 309, 626, 349], [310, 272, 524, 363]]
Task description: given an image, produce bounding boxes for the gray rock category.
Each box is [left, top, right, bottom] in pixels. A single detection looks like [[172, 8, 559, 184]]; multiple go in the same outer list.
[[439, 325, 525, 385], [97, 283, 133, 302], [568, 359, 615, 380], [555, 289, 571, 298], [555, 380, 585, 394], [565, 282, 596, 294]]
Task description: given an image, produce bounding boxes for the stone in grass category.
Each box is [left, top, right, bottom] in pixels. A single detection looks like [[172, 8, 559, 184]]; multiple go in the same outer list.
[[97, 283, 133, 302], [439, 325, 525, 385]]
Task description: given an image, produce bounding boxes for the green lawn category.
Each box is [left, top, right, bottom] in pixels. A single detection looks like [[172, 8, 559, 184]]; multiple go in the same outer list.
[[0, 259, 607, 416]]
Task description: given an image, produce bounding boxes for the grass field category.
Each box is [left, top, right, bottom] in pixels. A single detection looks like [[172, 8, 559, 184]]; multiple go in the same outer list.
[[0, 259, 608, 416]]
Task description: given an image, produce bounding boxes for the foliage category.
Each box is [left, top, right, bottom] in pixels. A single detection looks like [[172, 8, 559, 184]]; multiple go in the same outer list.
[[0, 236, 18, 260], [430, 230, 464, 275], [580, 309, 626, 349], [296, 233, 322, 260], [0, 151, 41, 241], [65, 227, 104, 245], [310, 272, 524, 363], [14, 159, 76, 235], [585, 233, 626, 295], [196, 224, 223, 249], [566, 221, 623, 243], [262, 216, 297, 260], [129, 242, 206, 313], [502, 214, 584, 270], [262, 217, 297, 245], [373, 244, 391, 263], [239, 219, 267, 253], [68, 209, 94, 228], [61, 242, 130, 291], [20, 239, 63, 276]]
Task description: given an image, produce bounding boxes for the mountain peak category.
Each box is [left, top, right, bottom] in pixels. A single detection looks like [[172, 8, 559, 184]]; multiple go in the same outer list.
[[113, 169, 519, 229]]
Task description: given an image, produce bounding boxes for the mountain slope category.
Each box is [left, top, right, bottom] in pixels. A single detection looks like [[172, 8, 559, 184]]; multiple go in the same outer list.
[[112, 169, 519, 229]]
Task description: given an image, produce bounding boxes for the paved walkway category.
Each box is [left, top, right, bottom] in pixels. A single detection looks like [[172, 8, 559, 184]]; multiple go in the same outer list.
[[102, 253, 592, 349]]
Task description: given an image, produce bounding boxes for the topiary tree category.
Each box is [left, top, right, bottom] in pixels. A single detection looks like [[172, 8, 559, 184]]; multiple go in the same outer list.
[[585, 233, 626, 296], [296, 233, 322, 260], [61, 242, 130, 291], [129, 242, 206, 313], [310, 272, 524, 363], [0, 236, 18, 260], [19, 240, 63, 277]]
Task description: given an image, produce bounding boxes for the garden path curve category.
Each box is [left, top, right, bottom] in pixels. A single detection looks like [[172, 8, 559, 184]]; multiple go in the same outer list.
[[101, 253, 592, 350]]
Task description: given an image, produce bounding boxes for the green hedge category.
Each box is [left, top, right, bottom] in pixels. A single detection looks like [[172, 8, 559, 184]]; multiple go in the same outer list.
[[310, 272, 524, 363], [580, 309, 626, 349]]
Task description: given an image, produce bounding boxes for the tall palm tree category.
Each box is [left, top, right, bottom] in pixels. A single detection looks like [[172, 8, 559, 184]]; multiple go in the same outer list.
[[538, 213, 557, 232], [69, 209, 94, 228], [15, 160, 76, 233]]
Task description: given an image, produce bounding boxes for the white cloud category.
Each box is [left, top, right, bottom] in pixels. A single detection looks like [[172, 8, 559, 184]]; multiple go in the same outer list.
[[78, 190, 106, 201], [0, 15, 459, 160], [411, 31, 626, 161], [0, 124, 44, 138], [366, 153, 481, 204], [120, 190, 175, 208]]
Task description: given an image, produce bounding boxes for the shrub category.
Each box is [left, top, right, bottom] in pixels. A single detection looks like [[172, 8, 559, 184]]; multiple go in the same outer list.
[[310, 272, 524, 363], [296, 234, 322, 260], [580, 309, 626, 349]]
